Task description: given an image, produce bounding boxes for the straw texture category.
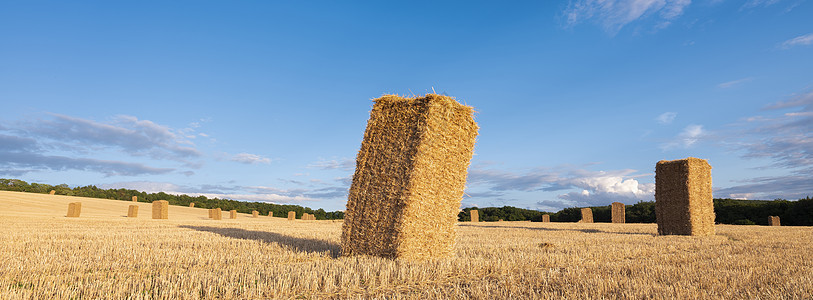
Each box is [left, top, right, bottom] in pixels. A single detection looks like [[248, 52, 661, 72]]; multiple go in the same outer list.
[[655, 157, 714, 236], [268, 211, 273, 217], [132, 196, 137, 202], [580, 208, 594, 223], [288, 211, 295, 220], [189, 203, 195, 208], [208, 209, 214, 219], [470, 210, 479, 223], [230, 210, 237, 219], [769, 216, 780, 226], [252, 210, 259, 218], [341, 94, 479, 260], [213, 208, 222, 220], [611, 202, 625, 224], [152, 200, 168, 219], [127, 205, 138, 218], [67, 202, 81, 217], [542, 215, 550, 222]]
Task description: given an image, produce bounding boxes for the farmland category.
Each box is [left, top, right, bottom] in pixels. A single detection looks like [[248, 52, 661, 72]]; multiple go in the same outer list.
[[1, 190, 812, 299]]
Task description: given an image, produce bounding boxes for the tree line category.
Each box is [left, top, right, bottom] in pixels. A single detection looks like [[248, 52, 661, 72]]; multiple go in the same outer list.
[[0, 178, 344, 220], [459, 197, 813, 226]]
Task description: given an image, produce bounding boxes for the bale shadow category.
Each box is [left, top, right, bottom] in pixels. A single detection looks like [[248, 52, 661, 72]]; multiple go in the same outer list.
[[179, 225, 341, 258], [460, 224, 654, 236]]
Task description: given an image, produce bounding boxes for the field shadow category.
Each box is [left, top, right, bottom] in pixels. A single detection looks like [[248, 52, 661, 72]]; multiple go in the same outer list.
[[179, 225, 341, 258], [460, 224, 654, 236]]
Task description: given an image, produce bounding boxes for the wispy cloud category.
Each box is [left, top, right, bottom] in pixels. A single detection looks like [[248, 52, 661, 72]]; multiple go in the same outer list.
[[660, 124, 705, 150], [564, 0, 692, 34], [228, 153, 272, 164], [307, 157, 356, 171], [717, 77, 754, 88], [656, 112, 677, 124], [780, 33, 813, 49]]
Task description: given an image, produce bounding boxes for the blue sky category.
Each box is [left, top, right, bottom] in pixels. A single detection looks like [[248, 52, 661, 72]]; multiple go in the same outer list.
[[1, 0, 811, 212]]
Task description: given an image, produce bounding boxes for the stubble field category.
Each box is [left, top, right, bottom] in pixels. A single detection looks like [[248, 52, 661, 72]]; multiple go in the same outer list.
[[1, 190, 811, 299]]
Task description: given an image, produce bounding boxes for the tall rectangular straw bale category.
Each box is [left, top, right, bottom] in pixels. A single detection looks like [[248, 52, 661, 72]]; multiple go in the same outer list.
[[128, 205, 138, 217], [542, 214, 550, 222], [341, 94, 479, 259], [252, 210, 259, 218], [288, 211, 295, 220], [230, 210, 237, 219], [49, 190, 55, 195], [67, 202, 81, 217], [769, 216, 780, 226], [152, 200, 168, 219], [208, 209, 213, 218], [611, 202, 625, 223], [268, 211, 273, 217], [470, 210, 479, 223], [213, 208, 222, 220], [655, 157, 714, 236], [580, 208, 593, 223], [132, 196, 137, 202], [190, 203, 195, 208]]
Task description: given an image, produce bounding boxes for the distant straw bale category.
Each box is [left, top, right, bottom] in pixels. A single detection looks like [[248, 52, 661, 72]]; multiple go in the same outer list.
[[128, 205, 138, 218], [341, 94, 479, 260], [542, 214, 550, 222], [580, 208, 593, 223], [230, 210, 237, 219], [152, 200, 168, 219], [208, 209, 213, 219], [67, 202, 81, 217], [213, 208, 222, 220], [288, 211, 295, 220], [612, 202, 625, 224], [49, 190, 55, 195], [655, 157, 715, 236], [268, 211, 273, 217], [252, 210, 259, 218], [132, 196, 137, 202], [470, 210, 479, 223], [189, 203, 195, 208], [769, 216, 780, 226]]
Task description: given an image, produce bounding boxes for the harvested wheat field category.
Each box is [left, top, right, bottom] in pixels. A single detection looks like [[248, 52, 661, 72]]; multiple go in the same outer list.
[[1, 191, 812, 299]]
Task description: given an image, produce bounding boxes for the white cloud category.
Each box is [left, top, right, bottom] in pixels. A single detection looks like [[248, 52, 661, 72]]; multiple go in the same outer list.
[[229, 153, 271, 164], [564, 0, 692, 34], [717, 77, 754, 88], [780, 33, 813, 49], [656, 112, 677, 124], [660, 124, 704, 150]]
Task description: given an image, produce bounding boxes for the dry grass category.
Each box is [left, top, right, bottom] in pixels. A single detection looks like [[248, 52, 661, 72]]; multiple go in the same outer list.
[[1, 191, 811, 299]]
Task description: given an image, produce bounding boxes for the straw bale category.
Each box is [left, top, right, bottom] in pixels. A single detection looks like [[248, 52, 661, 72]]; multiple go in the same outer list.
[[470, 210, 479, 223], [213, 208, 222, 220], [208, 209, 213, 218], [230, 210, 237, 219], [268, 211, 273, 217], [580, 208, 593, 223], [542, 214, 550, 222], [611, 202, 625, 223], [132, 196, 137, 202], [288, 211, 295, 220], [128, 205, 138, 218], [655, 157, 714, 236], [498, 219, 504, 222], [189, 203, 195, 208], [252, 210, 259, 218], [341, 94, 479, 260], [67, 202, 81, 217], [152, 200, 168, 219], [769, 216, 780, 226], [49, 190, 55, 195]]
